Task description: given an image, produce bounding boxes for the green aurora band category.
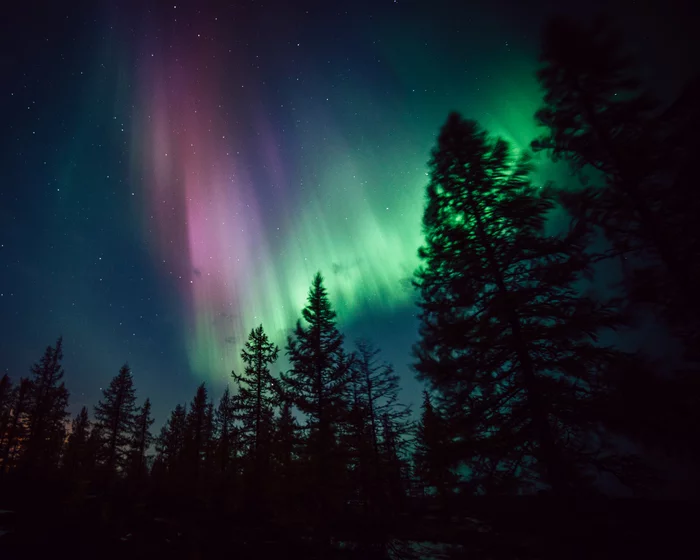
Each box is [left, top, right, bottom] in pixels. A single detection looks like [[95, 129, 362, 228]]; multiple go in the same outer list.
[[126, 19, 546, 383]]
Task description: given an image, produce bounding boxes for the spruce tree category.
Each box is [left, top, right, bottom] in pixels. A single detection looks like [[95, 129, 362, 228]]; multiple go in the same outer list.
[[184, 384, 209, 482], [378, 411, 411, 514], [272, 397, 298, 478], [0, 378, 31, 474], [532, 15, 699, 346], [63, 406, 91, 478], [652, 74, 700, 353], [0, 375, 12, 467], [84, 422, 103, 478], [280, 272, 353, 519], [343, 371, 372, 507], [232, 324, 279, 491], [24, 337, 70, 472], [203, 401, 215, 475], [413, 391, 457, 503], [213, 386, 238, 479], [414, 112, 635, 495], [156, 403, 187, 479], [128, 398, 154, 480], [349, 340, 411, 511], [94, 364, 137, 476]]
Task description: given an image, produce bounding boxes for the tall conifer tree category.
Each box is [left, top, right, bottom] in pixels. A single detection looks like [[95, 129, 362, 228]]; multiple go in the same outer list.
[[63, 406, 91, 477], [414, 113, 637, 495], [281, 272, 353, 518], [128, 398, 154, 480], [94, 364, 137, 476], [532, 15, 699, 348], [24, 338, 70, 472], [349, 340, 411, 510], [232, 324, 279, 490], [213, 386, 238, 479], [156, 403, 187, 478], [184, 384, 210, 482], [0, 378, 31, 473], [0, 375, 13, 467], [413, 391, 456, 502]]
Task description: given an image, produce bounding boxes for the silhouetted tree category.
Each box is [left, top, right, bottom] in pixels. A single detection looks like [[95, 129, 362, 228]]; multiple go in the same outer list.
[[84, 421, 103, 480], [24, 338, 70, 472], [532, 15, 699, 349], [63, 406, 91, 478], [413, 391, 457, 505], [203, 401, 215, 475], [156, 403, 187, 479], [378, 411, 411, 514], [652, 73, 700, 354], [93, 364, 137, 477], [213, 387, 239, 480], [232, 324, 279, 504], [0, 374, 11, 413], [281, 272, 353, 524], [183, 383, 210, 483], [0, 375, 12, 467], [414, 113, 638, 495], [128, 398, 154, 481], [272, 396, 299, 479], [1, 378, 31, 474], [348, 340, 411, 512], [343, 369, 373, 508]]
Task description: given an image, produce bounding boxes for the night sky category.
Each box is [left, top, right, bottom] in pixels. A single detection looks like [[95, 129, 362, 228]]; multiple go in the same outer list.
[[1, 0, 696, 425]]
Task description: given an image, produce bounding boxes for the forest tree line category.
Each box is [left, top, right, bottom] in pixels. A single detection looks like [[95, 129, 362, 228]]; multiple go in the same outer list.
[[1, 12, 699, 545]]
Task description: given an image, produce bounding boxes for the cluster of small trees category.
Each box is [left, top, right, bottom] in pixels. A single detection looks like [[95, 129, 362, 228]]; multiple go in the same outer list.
[[148, 275, 416, 527], [0, 273, 418, 537], [0, 342, 154, 486], [413, 15, 700, 498]]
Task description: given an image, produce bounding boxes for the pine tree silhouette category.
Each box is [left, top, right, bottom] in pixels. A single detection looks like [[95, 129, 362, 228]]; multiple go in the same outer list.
[[344, 365, 373, 511], [63, 406, 91, 478], [184, 383, 210, 484], [414, 112, 639, 495], [128, 398, 154, 481], [1, 378, 30, 474], [281, 272, 353, 527], [93, 364, 137, 478], [213, 386, 239, 480], [0, 375, 13, 471], [532, 15, 699, 349], [156, 403, 187, 479], [378, 411, 410, 515], [272, 396, 299, 489], [232, 324, 279, 506], [203, 401, 215, 477], [653, 74, 700, 354], [413, 391, 457, 506], [24, 337, 70, 473], [0, 374, 11, 413], [348, 340, 411, 514]]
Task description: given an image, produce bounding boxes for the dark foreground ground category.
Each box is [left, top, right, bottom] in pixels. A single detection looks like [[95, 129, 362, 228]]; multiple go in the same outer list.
[[0, 493, 697, 559]]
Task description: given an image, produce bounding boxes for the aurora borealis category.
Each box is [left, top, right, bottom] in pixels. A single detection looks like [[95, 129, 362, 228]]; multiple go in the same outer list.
[[129, 1, 548, 385], [2, 0, 695, 422], [133, 32, 429, 380]]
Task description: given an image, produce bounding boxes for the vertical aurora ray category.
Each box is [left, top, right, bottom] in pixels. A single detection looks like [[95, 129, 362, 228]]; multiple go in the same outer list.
[[134, 45, 270, 379]]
